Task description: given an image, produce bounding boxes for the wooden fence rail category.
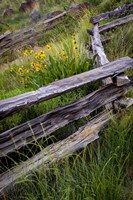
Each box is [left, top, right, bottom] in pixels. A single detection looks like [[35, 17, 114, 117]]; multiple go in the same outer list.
[[1, 76, 133, 156], [0, 3, 133, 198], [88, 14, 133, 35], [0, 56, 133, 120], [90, 3, 133, 24], [0, 2, 90, 58]]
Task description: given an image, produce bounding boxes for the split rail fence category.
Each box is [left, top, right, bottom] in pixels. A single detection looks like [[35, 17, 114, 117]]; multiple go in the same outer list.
[[0, 3, 133, 197], [0, 2, 90, 58]]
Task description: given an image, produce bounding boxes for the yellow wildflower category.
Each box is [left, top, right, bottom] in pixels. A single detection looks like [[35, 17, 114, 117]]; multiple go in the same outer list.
[[26, 69, 30, 73], [44, 65, 48, 70], [24, 50, 28, 56], [10, 67, 14, 72], [35, 66, 40, 72], [72, 39, 76, 44], [76, 53, 80, 58], [39, 51, 46, 59], [29, 50, 34, 54], [63, 54, 68, 59], [73, 46, 78, 51], [72, 33, 76, 37], [46, 44, 52, 50], [31, 62, 36, 68], [58, 51, 62, 56], [18, 67, 23, 75], [35, 51, 46, 60]]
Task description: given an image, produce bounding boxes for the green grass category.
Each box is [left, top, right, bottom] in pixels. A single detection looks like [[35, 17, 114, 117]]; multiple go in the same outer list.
[[3, 108, 133, 200], [0, 0, 133, 199]]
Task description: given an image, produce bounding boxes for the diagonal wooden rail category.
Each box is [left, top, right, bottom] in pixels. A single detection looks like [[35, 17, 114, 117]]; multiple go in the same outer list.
[[1, 3, 133, 198], [0, 111, 115, 196], [90, 3, 133, 24], [0, 57, 133, 120], [0, 76, 133, 156], [88, 14, 133, 35]]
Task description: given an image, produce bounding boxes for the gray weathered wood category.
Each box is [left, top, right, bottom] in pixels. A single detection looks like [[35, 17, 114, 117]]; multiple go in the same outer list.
[[0, 31, 11, 41], [0, 20, 64, 57], [1, 94, 133, 197], [0, 111, 112, 197], [0, 77, 133, 156], [114, 97, 133, 109], [99, 14, 133, 33], [92, 24, 109, 66], [0, 3, 90, 58], [0, 57, 133, 120], [90, 3, 133, 24], [88, 14, 133, 35], [89, 23, 113, 89], [115, 74, 130, 86]]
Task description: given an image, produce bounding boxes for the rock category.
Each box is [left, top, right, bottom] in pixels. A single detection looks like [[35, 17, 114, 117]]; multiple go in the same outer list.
[[46, 10, 63, 19], [29, 9, 41, 21], [19, 0, 38, 13], [26, 0, 38, 10], [19, 2, 28, 13], [3, 6, 14, 17]]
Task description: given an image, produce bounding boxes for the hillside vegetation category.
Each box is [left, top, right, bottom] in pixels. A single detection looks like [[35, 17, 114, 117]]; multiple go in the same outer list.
[[0, 0, 133, 199]]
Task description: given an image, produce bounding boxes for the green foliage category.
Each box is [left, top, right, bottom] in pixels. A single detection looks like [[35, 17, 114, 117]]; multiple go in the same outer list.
[[5, 108, 133, 200], [0, 1, 133, 199], [104, 23, 133, 61]]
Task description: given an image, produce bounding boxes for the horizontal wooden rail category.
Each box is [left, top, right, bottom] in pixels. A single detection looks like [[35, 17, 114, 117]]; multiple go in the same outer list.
[[0, 2, 90, 57], [88, 14, 133, 35], [0, 20, 63, 56], [0, 14, 66, 57], [99, 13, 133, 33], [0, 56, 133, 120], [1, 94, 133, 198], [90, 3, 133, 24], [0, 111, 113, 197], [1, 94, 133, 197], [0, 76, 133, 156]]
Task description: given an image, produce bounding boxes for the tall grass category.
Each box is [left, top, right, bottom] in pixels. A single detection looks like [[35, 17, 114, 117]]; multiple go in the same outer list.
[[0, 1, 133, 199], [4, 108, 133, 200]]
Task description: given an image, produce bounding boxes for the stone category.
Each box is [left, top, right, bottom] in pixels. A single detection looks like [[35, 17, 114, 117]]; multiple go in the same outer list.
[[19, 0, 38, 13], [19, 2, 28, 13], [3, 6, 14, 17]]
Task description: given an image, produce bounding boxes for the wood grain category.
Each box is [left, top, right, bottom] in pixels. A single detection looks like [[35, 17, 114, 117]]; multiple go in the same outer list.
[[88, 14, 133, 35], [0, 57, 133, 120], [0, 111, 111, 197], [0, 77, 133, 156], [90, 3, 133, 24]]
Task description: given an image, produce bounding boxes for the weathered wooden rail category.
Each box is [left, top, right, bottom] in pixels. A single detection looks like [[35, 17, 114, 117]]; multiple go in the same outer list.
[[0, 3, 133, 198], [0, 2, 90, 58]]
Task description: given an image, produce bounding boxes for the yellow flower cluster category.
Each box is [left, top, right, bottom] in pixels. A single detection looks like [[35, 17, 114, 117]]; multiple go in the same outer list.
[[35, 51, 46, 60], [18, 66, 24, 75], [24, 49, 34, 56], [31, 62, 42, 72], [72, 33, 78, 52], [46, 44, 52, 50], [17, 66, 30, 75]]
